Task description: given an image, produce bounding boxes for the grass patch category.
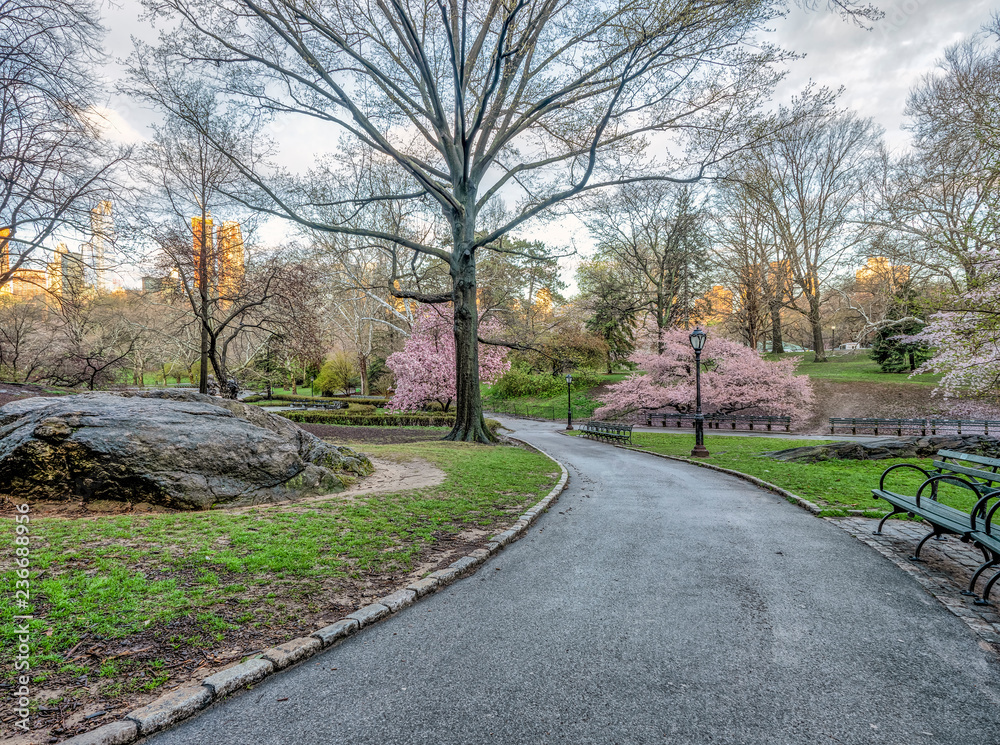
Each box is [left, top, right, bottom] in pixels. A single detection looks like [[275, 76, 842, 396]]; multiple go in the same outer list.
[[0, 440, 558, 701], [767, 351, 942, 386], [624, 431, 975, 515]]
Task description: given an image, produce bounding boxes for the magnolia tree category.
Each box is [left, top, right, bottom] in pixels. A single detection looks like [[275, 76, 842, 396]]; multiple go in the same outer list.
[[907, 247, 1000, 403], [388, 309, 509, 414], [594, 329, 813, 421]]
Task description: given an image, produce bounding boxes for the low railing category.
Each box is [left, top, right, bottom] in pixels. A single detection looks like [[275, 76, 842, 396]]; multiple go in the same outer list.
[[646, 412, 792, 432], [829, 417, 1000, 436]]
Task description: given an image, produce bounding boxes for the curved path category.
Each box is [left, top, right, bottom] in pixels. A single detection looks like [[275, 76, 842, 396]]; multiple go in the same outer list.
[[149, 419, 1000, 744]]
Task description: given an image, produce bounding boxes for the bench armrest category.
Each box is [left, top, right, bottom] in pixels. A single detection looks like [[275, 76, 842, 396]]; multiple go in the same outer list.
[[879, 463, 930, 492], [982, 492, 1000, 534], [915, 473, 983, 509]]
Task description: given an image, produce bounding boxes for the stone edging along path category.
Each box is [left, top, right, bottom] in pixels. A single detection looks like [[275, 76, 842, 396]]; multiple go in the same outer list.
[[59, 439, 569, 745], [601, 437, 1000, 658]]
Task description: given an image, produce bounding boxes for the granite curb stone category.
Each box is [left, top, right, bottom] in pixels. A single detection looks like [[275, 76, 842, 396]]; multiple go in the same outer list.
[[405, 577, 439, 597], [58, 721, 138, 745], [262, 636, 322, 670], [311, 618, 360, 647], [201, 659, 273, 697], [125, 686, 212, 735], [346, 602, 391, 627], [379, 588, 417, 612]]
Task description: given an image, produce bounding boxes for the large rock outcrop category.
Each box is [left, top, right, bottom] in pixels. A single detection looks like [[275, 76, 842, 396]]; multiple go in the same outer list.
[[766, 434, 1000, 463], [0, 390, 373, 509]]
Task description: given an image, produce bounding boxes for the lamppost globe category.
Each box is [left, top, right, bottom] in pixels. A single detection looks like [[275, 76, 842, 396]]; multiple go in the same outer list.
[[688, 327, 710, 458], [689, 327, 707, 352]]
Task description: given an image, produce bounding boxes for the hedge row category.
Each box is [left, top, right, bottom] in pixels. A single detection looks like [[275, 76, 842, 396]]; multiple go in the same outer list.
[[279, 410, 500, 434], [244, 393, 389, 405]]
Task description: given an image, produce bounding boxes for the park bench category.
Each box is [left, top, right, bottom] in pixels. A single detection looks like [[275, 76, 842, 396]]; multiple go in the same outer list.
[[287, 401, 346, 411], [710, 415, 791, 432], [647, 412, 790, 431], [872, 450, 1000, 603], [831, 417, 1000, 436], [581, 420, 633, 445]]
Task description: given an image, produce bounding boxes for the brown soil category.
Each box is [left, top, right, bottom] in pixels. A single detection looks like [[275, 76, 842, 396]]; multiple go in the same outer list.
[[798, 380, 945, 434], [0, 383, 63, 408]]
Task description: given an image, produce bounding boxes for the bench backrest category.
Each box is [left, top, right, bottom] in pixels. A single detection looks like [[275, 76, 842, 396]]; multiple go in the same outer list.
[[935, 450, 1000, 488]]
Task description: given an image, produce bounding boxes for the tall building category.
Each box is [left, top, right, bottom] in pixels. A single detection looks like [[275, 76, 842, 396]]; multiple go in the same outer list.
[[216, 221, 245, 298], [87, 201, 113, 293], [0, 227, 10, 277], [191, 215, 215, 291], [46, 242, 86, 298]]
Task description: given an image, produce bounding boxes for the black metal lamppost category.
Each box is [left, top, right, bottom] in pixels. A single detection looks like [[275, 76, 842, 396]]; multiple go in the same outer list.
[[689, 327, 709, 458], [565, 372, 573, 430]]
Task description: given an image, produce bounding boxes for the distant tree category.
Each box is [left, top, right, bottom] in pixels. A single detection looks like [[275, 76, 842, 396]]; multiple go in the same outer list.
[[585, 184, 711, 352], [1, 0, 123, 292], [315, 352, 359, 397], [576, 260, 642, 373], [594, 329, 813, 421], [388, 308, 509, 413], [870, 320, 932, 373]]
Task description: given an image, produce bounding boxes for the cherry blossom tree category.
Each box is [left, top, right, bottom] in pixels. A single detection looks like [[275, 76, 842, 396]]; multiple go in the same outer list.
[[594, 328, 813, 421], [388, 308, 509, 414]]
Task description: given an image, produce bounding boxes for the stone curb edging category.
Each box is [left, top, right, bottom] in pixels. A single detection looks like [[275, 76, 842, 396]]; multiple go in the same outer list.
[[584, 435, 1000, 657], [58, 445, 570, 745]]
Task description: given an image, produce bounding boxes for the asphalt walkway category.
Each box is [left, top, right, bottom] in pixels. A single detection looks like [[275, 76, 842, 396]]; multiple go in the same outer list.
[[148, 419, 1000, 744]]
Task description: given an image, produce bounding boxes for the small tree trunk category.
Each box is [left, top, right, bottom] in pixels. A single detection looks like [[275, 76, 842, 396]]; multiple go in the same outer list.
[[199, 324, 209, 394], [808, 295, 826, 363], [769, 300, 784, 354], [359, 354, 369, 396], [446, 248, 493, 443]]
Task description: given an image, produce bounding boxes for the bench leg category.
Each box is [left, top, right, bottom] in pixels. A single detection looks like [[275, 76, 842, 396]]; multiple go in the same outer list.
[[874, 507, 903, 535], [910, 527, 943, 561], [964, 554, 998, 597], [975, 568, 1000, 606]]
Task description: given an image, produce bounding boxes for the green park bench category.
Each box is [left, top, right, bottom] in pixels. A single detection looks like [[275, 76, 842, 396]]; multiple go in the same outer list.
[[873, 450, 1000, 604], [581, 420, 633, 445], [831, 417, 1000, 436]]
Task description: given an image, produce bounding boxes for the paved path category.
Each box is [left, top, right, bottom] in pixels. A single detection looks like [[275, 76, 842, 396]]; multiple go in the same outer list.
[[149, 419, 1000, 744]]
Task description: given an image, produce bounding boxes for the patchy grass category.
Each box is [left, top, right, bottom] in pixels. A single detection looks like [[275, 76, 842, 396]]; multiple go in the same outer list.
[[621, 431, 978, 517], [767, 351, 942, 386], [0, 439, 558, 741]]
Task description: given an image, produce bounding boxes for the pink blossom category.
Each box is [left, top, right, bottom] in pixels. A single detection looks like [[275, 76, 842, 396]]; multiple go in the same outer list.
[[387, 306, 510, 412], [593, 328, 813, 422]]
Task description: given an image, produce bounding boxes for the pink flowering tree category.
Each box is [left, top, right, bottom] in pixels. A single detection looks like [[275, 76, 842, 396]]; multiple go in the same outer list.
[[906, 247, 1000, 405], [594, 328, 813, 421], [388, 307, 510, 414]]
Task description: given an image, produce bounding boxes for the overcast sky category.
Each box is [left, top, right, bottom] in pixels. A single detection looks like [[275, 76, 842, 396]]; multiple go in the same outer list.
[[93, 0, 998, 286]]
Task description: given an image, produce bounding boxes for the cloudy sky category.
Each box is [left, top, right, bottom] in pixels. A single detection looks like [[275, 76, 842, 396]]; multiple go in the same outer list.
[[93, 0, 998, 285]]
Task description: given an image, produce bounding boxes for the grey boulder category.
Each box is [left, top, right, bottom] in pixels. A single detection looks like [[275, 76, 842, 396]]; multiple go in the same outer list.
[[0, 389, 373, 509], [766, 434, 1000, 463]]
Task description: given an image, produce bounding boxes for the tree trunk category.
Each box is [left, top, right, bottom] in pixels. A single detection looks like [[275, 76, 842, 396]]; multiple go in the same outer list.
[[359, 354, 369, 396], [446, 248, 493, 443], [808, 295, 827, 362], [769, 300, 784, 354]]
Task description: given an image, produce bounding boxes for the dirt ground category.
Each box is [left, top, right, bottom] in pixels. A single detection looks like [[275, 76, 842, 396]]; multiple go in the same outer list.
[[798, 380, 943, 434], [0, 382, 61, 408]]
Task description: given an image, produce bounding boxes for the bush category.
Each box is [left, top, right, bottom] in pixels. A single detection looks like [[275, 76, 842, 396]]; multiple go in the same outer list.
[[244, 393, 389, 405], [490, 366, 603, 399], [346, 403, 377, 414], [280, 410, 501, 435]]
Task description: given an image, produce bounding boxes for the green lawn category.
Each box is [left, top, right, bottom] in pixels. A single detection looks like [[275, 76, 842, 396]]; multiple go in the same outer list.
[[622, 431, 976, 517], [768, 351, 941, 386], [0, 440, 559, 701]]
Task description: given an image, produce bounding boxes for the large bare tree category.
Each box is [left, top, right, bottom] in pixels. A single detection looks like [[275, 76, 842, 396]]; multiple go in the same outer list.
[[127, 0, 878, 441], [0, 0, 122, 291], [733, 93, 882, 362]]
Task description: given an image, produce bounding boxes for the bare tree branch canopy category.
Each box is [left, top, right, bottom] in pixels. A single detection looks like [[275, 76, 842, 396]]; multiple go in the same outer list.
[[127, 0, 879, 441], [0, 0, 123, 290]]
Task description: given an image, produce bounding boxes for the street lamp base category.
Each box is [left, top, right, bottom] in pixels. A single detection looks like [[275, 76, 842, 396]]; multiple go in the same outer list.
[[566, 424, 574, 430], [690, 445, 710, 458]]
